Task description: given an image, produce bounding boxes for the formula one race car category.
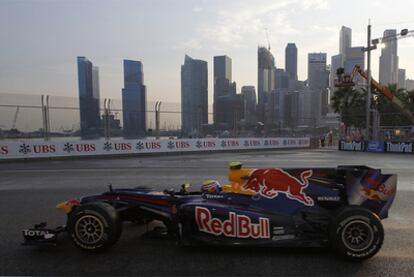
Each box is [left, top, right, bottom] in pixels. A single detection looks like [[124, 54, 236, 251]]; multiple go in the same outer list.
[[22, 162, 397, 260]]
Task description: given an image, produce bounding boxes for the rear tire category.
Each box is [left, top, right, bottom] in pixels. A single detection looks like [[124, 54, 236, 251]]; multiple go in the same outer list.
[[67, 202, 122, 252], [329, 206, 384, 261]]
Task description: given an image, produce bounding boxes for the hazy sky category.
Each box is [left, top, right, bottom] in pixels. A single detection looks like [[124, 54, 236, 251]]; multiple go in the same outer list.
[[1, 0, 414, 105]]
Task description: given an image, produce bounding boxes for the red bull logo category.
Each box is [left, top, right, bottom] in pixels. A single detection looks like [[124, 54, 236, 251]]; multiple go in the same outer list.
[[195, 207, 270, 239], [242, 168, 314, 206]]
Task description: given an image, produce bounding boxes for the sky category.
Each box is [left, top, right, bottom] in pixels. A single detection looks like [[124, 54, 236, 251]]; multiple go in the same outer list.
[[1, 0, 414, 106]]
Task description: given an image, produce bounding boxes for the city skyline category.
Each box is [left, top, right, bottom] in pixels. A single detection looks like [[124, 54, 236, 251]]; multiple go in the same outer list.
[[1, 0, 414, 105]]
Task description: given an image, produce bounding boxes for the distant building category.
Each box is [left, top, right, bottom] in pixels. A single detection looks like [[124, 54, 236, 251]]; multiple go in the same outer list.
[[379, 29, 399, 85], [339, 26, 352, 61], [241, 86, 257, 123], [285, 43, 298, 81], [398, 69, 406, 89], [77, 56, 101, 138], [308, 53, 328, 90], [257, 47, 276, 127], [214, 55, 237, 125], [122, 60, 147, 138], [330, 54, 343, 94], [181, 55, 208, 136], [344, 47, 365, 73], [214, 94, 244, 131], [308, 53, 329, 121], [275, 69, 290, 126], [283, 90, 300, 128], [406, 79, 414, 91]]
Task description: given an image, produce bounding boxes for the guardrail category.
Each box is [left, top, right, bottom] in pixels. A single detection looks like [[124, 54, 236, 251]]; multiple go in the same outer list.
[[0, 137, 310, 160], [339, 140, 413, 153]]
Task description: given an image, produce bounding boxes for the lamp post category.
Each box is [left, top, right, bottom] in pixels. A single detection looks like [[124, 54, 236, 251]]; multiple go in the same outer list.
[[362, 24, 412, 140], [155, 101, 161, 139]]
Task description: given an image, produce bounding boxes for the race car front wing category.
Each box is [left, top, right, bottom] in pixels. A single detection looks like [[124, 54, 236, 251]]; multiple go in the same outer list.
[[22, 222, 65, 246]]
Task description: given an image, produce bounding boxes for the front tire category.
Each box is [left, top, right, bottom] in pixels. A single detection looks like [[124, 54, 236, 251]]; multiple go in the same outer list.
[[329, 206, 384, 260], [67, 202, 122, 252]]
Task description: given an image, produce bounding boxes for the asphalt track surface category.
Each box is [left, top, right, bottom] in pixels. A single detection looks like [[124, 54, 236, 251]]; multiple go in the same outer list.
[[1, 149, 414, 276]]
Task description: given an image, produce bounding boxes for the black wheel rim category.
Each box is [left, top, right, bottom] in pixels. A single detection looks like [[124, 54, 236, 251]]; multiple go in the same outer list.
[[75, 215, 105, 244], [341, 219, 374, 252]]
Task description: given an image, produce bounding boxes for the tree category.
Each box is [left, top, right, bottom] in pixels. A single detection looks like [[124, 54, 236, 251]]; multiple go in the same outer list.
[[331, 87, 366, 134], [374, 84, 414, 127], [331, 84, 414, 134]]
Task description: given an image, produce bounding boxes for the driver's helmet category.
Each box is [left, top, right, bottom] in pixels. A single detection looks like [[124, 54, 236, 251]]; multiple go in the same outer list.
[[201, 180, 222, 194]]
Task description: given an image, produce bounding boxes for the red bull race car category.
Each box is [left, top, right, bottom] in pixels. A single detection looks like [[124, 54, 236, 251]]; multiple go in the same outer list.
[[22, 162, 397, 260]]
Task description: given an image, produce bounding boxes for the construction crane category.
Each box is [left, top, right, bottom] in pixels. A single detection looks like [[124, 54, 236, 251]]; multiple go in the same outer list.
[[335, 65, 414, 124], [264, 28, 271, 50]]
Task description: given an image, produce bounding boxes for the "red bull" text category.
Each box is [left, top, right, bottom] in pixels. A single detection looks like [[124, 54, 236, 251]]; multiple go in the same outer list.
[[242, 168, 314, 206], [195, 207, 270, 239]]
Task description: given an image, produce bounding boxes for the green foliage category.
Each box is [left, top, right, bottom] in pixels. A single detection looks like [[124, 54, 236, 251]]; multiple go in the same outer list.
[[331, 87, 366, 130], [331, 84, 414, 129]]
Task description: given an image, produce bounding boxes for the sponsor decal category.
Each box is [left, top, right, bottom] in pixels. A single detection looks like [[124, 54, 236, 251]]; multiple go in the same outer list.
[[386, 142, 412, 153], [317, 196, 341, 201], [18, 144, 56, 154], [19, 143, 31, 154], [340, 141, 364, 151], [113, 143, 132, 151], [220, 140, 240, 148], [272, 234, 295, 241], [103, 142, 113, 151], [64, 143, 96, 153], [243, 140, 261, 147], [64, 143, 75, 153], [0, 145, 8, 155], [23, 229, 51, 237], [204, 194, 225, 199], [145, 141, 161, 149], [136, 141, 145, 150], [0, 137, 310, 160], [242, 169, 314, 206], [367, 140, 384, 152], [195, 207, 270, 239], [272, 226, 285, 235]]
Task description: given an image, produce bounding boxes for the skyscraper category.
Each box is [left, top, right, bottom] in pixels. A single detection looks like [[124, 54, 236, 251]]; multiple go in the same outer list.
[[214, 55, 236, 124], [330, 54, 343, 93], [344, 47, 365, 73], [181, 55, 208, 136], [122, 60, 147, 138], [406, 79, 414, 91], [339, 26, 352, 61], [308, 53, 329, 122], [308, 53, 328, 90], [257, 47, 276, 126], [241, 86, 257, 123], [379, 29, 399, 85], [285, 43, 298, 81], [77, 56, 101, 138], [398, 68, 406, 89]]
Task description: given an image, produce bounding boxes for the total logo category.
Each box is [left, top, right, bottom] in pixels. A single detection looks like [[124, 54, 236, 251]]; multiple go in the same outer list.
[[195, 207, 270, 239], [23, 229, 53, 239]]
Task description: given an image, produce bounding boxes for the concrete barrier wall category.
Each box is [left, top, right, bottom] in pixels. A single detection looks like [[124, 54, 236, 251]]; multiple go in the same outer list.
[[0, 137, 310, 160]]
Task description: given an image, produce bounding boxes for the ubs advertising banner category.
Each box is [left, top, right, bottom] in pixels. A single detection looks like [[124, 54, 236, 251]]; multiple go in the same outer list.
[[385, 142, 413, 153], [0, 137, 310, 160]]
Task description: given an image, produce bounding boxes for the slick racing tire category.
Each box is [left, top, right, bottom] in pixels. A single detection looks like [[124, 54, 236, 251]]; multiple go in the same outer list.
[[329, 206, 384, 261], [67, 202, 122, 252]]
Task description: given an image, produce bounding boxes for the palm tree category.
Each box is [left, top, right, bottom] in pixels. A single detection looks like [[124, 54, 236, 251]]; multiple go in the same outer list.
[[331, 87, 366, 134], [375, 84, 413, 126]]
